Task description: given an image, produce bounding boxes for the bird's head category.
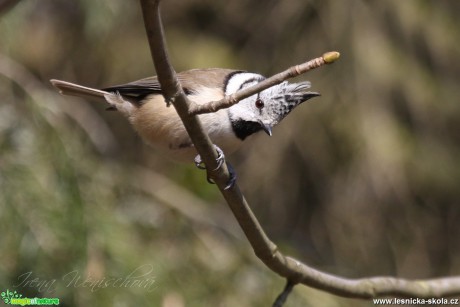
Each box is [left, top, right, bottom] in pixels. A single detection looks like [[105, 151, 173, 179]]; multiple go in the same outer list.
[[227, 72, 320, 140]]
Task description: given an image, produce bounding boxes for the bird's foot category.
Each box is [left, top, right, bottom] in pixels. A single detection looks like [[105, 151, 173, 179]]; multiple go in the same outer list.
[[194, 145, 236, 190], [223, 162, 237, 190], [194, 144, 225, 170]]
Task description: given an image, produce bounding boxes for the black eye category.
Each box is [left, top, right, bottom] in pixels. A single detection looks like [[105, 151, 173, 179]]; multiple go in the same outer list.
[[255, 98, 264, 109]]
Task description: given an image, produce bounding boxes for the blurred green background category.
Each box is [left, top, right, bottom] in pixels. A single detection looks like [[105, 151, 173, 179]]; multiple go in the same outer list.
[[1, 0, 460, 306]]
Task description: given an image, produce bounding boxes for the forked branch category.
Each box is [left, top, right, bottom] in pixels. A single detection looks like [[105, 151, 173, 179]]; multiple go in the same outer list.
[[139, 0, 460, 305]]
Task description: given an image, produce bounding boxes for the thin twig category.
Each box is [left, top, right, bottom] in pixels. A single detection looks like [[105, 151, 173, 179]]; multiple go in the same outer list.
[[188, 51, 339, 115], [273, 280, 296, 307]]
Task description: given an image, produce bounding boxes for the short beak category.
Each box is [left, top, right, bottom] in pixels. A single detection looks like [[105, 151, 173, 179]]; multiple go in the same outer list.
[[259, 121, 273, 136], [303, 92, 321, 101]]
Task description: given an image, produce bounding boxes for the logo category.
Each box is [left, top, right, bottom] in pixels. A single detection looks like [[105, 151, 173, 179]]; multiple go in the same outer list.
[[12, 264, 156, 294], [2, 263, 156, 306], [1, 290, 59, 306]]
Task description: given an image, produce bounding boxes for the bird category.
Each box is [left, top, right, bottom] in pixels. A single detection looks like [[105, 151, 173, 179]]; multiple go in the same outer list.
[[50, 68, 319, 165]]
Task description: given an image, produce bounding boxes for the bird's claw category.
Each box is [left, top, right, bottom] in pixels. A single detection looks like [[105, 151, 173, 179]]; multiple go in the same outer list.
[[194, 145, 236, 190], [223, 163, 237, 190], [194, 145, 225, 171], [205, 163, 237, 190]]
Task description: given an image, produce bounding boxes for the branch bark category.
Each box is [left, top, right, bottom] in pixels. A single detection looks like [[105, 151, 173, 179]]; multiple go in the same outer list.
[[139, 0, 460, 303]]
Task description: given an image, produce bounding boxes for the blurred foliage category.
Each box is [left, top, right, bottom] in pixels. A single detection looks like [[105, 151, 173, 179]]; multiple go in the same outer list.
[[1, 0, 460, 306]]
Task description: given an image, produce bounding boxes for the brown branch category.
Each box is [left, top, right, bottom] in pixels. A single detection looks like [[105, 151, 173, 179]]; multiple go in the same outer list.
[[273, 280, 296, 307], [188, 51, 339, 116], [139, 0, 460, 303], [139, 0, 231, 187]]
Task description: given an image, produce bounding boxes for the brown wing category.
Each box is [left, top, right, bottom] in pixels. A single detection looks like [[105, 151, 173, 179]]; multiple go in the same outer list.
[[102, 76, 161, 99], [102, 68, 243, 100], [177, 68, 242, 90]]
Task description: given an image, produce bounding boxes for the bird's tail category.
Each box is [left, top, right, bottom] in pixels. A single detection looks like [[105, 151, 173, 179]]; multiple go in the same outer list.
[[50, 79, 109, 101]]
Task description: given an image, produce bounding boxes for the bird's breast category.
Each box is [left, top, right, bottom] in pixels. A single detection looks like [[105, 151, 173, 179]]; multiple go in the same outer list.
[[128, 90, 243, 162]]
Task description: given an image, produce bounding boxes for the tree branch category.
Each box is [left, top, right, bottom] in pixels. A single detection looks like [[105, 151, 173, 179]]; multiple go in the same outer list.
[[273, 280, 296, 307], [188, 51, 339, 115], [139, 0, 231, 187], [139, 0, 460, 303]]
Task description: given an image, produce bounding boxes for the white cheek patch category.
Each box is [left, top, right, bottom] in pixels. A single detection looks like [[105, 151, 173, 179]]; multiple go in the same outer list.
[[225, 72, 265, 95]]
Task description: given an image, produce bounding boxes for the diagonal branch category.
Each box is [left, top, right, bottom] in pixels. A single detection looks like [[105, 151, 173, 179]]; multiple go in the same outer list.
[[139, 0, 231, 187], [139, 0, 460, 304]]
